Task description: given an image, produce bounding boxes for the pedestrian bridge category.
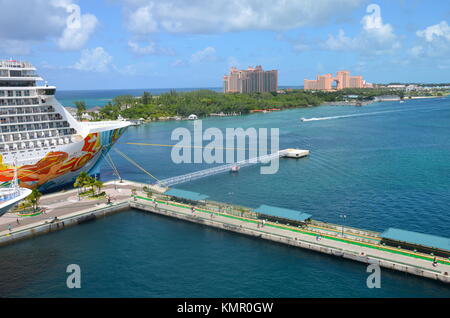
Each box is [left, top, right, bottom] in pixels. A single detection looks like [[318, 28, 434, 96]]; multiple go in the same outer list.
[[155, 150, 285, 187]]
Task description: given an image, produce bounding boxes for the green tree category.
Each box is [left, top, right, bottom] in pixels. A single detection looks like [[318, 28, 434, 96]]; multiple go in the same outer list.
[[74, 101, 87, 121], [26, 188, 42, 212], [142, 92, 152, 105], [74, 171, 90, 193], [94, 179, 104, 195]]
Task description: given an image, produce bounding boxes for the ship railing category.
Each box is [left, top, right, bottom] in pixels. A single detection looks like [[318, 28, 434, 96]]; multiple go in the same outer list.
[[0, 61, 34, 68]]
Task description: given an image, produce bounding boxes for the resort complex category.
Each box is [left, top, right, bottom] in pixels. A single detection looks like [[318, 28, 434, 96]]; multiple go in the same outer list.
[[304, 70, 373, 91]]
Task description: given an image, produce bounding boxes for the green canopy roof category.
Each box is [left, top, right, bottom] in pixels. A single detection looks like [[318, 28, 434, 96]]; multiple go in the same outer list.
[[254, 204, 312, 222], [381, 228, 450, 252], [164, 188, 209, 201]]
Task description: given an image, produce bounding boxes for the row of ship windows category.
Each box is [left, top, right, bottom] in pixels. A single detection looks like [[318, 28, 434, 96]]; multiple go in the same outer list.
[[0, 81, 36, 87], [0, 121, 70, 134], [0, 128, 76, 142], [0, 106, 55, 115], [0, 70, 37, 78], [0, 114, 63, 124], [0, 98, 40, 106], [0, 90, 32, 97]]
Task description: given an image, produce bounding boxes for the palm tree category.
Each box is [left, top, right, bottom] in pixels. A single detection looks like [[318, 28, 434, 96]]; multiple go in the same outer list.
[[94, 180, 104, 195], [74, 101, 87, 121], [74, 171, 90, 194], [26, 188, 42, 212], [85, 176, 96, 195]]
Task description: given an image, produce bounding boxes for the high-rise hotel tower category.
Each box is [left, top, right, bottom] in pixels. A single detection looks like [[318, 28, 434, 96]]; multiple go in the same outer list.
[[224, 66, 278, 93]]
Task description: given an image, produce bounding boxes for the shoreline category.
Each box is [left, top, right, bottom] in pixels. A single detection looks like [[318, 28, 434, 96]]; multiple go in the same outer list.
[[78, 94, 447, 125]]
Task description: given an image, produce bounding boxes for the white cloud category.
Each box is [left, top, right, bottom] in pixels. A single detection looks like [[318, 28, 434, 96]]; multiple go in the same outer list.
[[190, 46, 217, 63], [72, 47, 113, 72], [125, 4, 159, 34], [410, 20, 450, 68], [128, 40, 158, 55], [171, 59, 185, 67], [324, 4, 400, 54], [122, 0, 364, 34], [128, 39, 175, 55], [416, 21, 450, 43], [57, 11, 98, 50], [0, 0, 97, 54], [324, 29, 355, 50], [412, 21, 450, 58]]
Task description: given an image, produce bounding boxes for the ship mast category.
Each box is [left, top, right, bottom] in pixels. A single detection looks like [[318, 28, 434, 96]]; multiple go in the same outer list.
[[12, 160, 19, 193]]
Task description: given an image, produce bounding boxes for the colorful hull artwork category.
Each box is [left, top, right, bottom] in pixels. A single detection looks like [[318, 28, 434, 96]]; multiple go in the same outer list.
[[0, 127, 127, 192]]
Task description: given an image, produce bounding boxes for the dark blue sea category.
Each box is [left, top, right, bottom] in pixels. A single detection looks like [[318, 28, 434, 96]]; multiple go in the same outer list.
[[1, 92, 449, 297]]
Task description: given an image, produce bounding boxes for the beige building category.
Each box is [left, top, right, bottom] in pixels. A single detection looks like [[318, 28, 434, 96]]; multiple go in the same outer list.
[[224, 66, 278, 93], [304, 70, 372, 90]]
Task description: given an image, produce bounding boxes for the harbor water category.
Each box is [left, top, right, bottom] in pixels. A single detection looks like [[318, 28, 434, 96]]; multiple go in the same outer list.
[[1, 95, 449, 297]]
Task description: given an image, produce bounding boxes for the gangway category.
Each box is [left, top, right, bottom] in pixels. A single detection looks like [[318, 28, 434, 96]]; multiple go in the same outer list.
[[155, 150, 286, 188], [114, 146, 309, 189]]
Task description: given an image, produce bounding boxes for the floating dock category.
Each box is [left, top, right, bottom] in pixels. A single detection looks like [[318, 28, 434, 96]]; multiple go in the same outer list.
[[0, 179, 449, 284], [280, 148, 310, 158]]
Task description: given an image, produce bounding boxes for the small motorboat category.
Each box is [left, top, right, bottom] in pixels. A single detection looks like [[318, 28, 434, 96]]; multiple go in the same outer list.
[[230, 165, 240, 172], [300, 117, 306, 122]]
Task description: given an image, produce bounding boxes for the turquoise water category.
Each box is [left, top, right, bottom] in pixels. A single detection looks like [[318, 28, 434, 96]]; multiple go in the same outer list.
[[1, 96, 450, 297]]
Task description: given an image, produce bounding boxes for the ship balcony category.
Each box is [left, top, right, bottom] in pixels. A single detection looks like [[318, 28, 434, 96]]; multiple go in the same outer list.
[[0, 98, 40, 106], [1, 136, 74, 153], [0, 123, 73, 135], [0, 116, 64, 125]]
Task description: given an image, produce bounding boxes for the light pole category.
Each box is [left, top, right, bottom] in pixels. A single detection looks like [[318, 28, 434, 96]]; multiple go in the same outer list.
[[340, 214, 346, 237]]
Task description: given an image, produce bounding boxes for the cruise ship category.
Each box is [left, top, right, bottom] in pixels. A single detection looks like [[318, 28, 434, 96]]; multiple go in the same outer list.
[[0, 60, 130, 193]]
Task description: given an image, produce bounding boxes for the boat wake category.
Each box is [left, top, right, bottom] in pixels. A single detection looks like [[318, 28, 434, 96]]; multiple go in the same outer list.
[[300, 107, 445, 122]]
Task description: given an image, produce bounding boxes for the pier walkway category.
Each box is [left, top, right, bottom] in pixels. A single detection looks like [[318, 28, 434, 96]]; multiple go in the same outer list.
[[0, 179, 449, 284], [154, 149, 295, 187], [130, 195, 450, 283]]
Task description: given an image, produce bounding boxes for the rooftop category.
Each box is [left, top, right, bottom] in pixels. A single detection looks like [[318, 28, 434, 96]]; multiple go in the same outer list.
[[381, 228, 450, 252], [254, 204, 312, 222]]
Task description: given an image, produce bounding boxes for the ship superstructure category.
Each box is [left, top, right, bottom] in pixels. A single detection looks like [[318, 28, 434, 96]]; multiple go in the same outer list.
[[0, 60, 130, 192]]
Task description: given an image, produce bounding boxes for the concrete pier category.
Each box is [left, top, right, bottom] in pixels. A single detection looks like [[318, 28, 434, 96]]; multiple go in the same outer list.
[[130, 196, 450, 284], [0, 179, 449, 284]]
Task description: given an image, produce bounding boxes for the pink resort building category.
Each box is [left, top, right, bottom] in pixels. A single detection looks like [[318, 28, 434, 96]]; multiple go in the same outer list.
[[224, 66, 278, 93], [304, 70, 373, 90]]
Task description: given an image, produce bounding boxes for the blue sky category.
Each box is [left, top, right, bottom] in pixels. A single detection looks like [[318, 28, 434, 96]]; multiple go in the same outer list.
[[1, 0, 449, 90]]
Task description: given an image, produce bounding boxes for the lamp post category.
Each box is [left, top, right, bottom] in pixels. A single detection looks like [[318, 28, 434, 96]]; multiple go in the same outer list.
[[340, 214, 346, 237]]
